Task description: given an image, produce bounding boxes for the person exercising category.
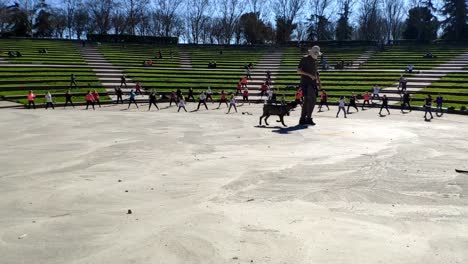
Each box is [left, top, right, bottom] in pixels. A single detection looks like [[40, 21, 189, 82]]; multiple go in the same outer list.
[[297, 46, 322, 126]]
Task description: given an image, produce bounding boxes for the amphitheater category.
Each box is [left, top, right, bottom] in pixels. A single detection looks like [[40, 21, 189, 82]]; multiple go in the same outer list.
[[1, 39, 468, 264]]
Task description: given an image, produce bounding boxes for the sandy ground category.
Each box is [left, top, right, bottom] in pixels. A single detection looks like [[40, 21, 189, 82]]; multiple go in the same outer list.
[[1, 102, 468, 264]]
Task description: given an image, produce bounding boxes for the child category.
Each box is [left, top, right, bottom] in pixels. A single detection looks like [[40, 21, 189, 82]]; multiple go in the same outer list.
[[435, 94, 443, 115], [241, 77, 248, 89], [242, 88, 249, 104], [424, 94, 433, 120], [135, 82, 143, 95], [148, 92, 159, 111], [85, 91, 95, 110], [372, 84, 381, 102], [64, 90, 74, 108], [120, 74, 127, 88], [206, 87, 213, 103], [295, 88, 303, 105], [260, 82, 268, 98], [379, 94, 390, 115], [362, 91, 371, 110], [27, 90, 36, 109], [227, 94, 237, 114], [236, 82, 242, 95], [336, 96, 346, 118], [45, 91, 54, 109], [318, 90, 329, 111], [128, 89, 139, 109], [92, 90, 101, 108], [197, 92, 208, 110], [347, 93, 359, 113], [169, 91, 177, 106], [178, 97, 187, 112], [218, 90, 228, 108]]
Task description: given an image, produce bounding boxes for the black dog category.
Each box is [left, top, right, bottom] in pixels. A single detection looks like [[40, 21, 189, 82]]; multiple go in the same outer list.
[[259, 102, 298, 127]]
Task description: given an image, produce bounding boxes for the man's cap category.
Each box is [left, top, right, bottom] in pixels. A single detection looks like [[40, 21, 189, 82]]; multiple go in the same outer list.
[[308, 46, 322, 57]]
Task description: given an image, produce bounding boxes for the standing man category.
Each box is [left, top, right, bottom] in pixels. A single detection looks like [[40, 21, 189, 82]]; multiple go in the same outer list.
[[70, 74, 77, 88], [115, 86, 123, 104], [401, 91, 412, 113], [64, 90, 74, 108], [424, 94, 434, 120], [120, 74, 127, 88], [297, 45, 322, 125], [347, 92, 359, 113], [379, 95, 390, 116]]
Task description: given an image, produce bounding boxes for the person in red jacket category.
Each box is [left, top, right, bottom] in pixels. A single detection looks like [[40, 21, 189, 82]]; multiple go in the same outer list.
[[217, 90, 228, 108], [295, 88, 303, 105], [92, 90, 101, 108], [242, 87, 249, 104], [236, 82, 242, 95], [260, 82, 268, 98], [85, 91, 95, 110], [362, 91, 371, 110], [241, 77, 248, 89], [27, 90, 36, 109], [318, 90, 329, 111]]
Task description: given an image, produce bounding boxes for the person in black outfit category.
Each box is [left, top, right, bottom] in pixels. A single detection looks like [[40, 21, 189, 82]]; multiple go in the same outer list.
[[379, 95, 390, 115], [120, 75, 127, 88], [401, 91, 412, 113], [424, 94, 434, 120], [158, 50, 163, 59], [297, 46, 322, 126], [187, 87, 195, 102], [70, 74, 77, 88], [176, 88, 183, 101], [347, 93, 359, 113], [115, 86, 123, 104], [148, 92, 159, 111], [64, 90, 74, 108]]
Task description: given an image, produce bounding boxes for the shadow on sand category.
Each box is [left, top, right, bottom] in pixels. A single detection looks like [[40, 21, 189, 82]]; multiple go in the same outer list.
[[255, 124, 309, 134]]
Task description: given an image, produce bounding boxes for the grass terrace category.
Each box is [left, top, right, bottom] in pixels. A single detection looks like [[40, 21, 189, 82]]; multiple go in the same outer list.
[[98, 43, 180, 67], [0, 39, 86, 65], [361, 45, 468, 70], [187, 46, 267, 69], [413, 72, 468, 109], [281, 46, 369, 69], [0, 66, 104, 104]]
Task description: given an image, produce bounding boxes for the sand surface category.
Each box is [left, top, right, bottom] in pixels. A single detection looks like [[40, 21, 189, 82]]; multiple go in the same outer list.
[[1, 103, 467, 264]]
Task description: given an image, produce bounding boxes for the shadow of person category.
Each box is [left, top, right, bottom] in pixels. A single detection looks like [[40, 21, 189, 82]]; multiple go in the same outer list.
[[271, 124, 308, 134]]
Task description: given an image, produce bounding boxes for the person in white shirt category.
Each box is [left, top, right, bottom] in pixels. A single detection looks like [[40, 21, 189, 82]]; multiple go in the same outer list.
[[372, 84, 381, 102], [226, 94, 237, 114], [45, 91, 54, 109], [206, 87, 213, 103], [197, 92, 208, 110], [178, 97, 187, 112], [336, 96, 347, 118]]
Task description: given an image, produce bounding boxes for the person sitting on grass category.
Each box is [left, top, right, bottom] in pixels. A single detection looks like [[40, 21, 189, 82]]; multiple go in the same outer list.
[[169, 91, 177, 106], [347, 92, 359, 113], [227, 94, 238, 114], [217, 90, 228, 109], [16, 51, 22, 57], [405, 65, 414, 73], [128, 90, 139, 109], [85, 91, 95, 110], [401, 91, 412, 113], [379, 95, 390, 116], [64, 90, 74, 108], [8, 51, 15, 57], [197, 92, 208, 110], [148, 91, 159, 111], [318, 90, 329, 111], [424, 94, 434, 120], [92, 90, 101, 108], [27, 90, 36, 109], [135, 82, 143, 95], [115, 86, 123, 104], [336, 96, 346, 118], [362, 91, 371, 110], [178, 96, 187, 112]]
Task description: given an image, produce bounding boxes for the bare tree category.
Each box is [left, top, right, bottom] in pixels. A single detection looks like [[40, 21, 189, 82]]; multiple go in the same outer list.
[[217, 0, 242, 44], [382, 0, 405, 41], [357, 0, 385, 41], [64, 0, 79, 39], [153, 0, 183, 37], [185, 0, 210, 43], [73, 4, 89, 39], [86, 0, 115, 34], [274, 0, 305, 43], [307, 0, 333, 40], [121, 0, 150, 35]]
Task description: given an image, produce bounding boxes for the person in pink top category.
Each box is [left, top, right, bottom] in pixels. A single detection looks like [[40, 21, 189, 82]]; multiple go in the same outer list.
[[27, 90, 36, 109], [362, 91, 371, 110], [92, 90, 101, 108], [217, 90, 228, 109], [241, 77, 248, 89], [85, 91, 95, 110], [260, 82, 268, 98], [169, 91, 177, 106], [135, 82, 143, 95]]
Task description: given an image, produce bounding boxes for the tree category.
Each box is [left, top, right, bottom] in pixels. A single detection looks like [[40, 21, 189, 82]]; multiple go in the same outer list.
[[34, 9, 53, 37], [382, 0, 405, 41], [73, 4, 89, 39], [50, 8, 68, 38], [121, 0, 149, 35], [86, 0, 114, 34], [185, 0, 210, 44], [154, 0, 183, 37], [274, 0, 305, 43], [335, 0, 353, 40], [403, 6, 439, 41], [6, 2, 31, 36], [217, 0, 242, 44], [307, 0, 332, 41], [440, 0, 468, 40], [357, 0, 386, 41], [238, 12, 273, 44], [64, 0, 79, 39]]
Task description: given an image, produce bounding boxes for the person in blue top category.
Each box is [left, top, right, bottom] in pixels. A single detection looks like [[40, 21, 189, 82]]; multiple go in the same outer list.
[[127, 89, 139, 109], [435, 94, 443, 116]]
